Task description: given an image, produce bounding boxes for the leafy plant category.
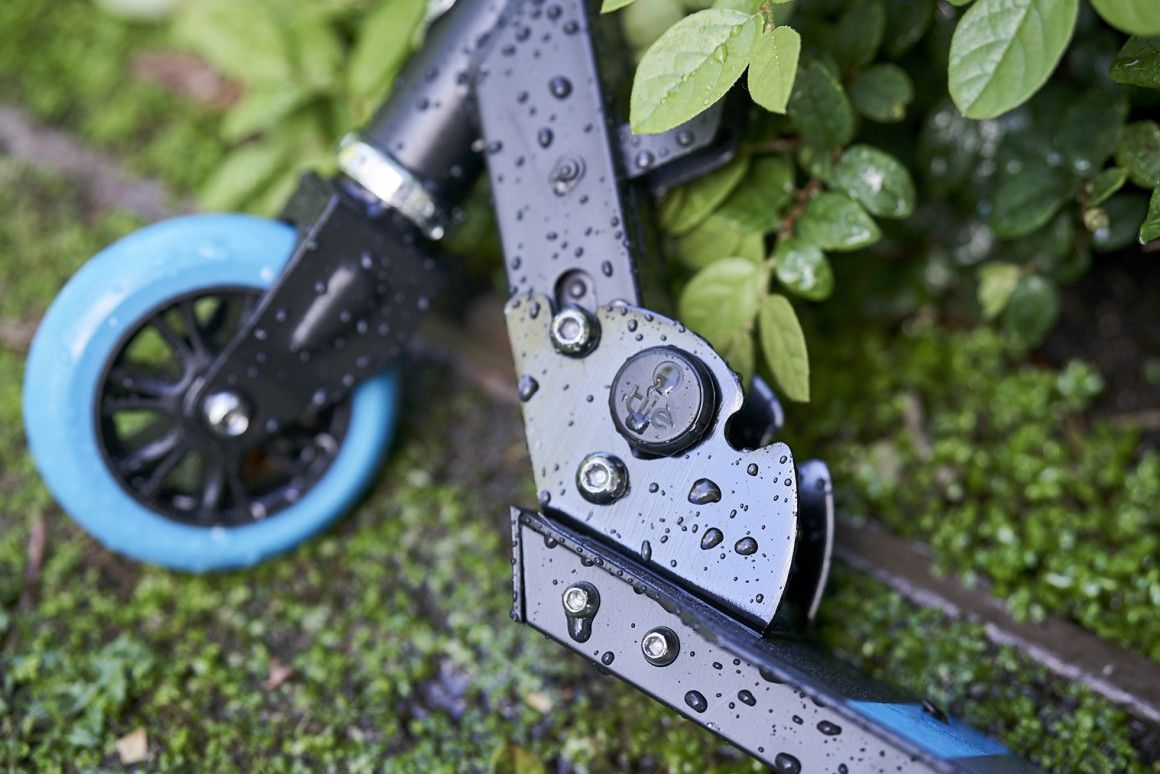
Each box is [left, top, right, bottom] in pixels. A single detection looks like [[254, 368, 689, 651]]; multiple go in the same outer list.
[[615, 0, 1160, 400]]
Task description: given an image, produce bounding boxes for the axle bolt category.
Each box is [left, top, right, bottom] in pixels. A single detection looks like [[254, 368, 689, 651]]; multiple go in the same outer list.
[[550, 306, 599, 356], [562, 582, 599, 617], [641, 627, 679, 666], [202, 391, 251, 438], [576, 453, 628, 504]]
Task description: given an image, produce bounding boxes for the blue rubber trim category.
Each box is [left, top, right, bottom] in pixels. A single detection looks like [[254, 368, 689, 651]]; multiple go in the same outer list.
[[23, 213, 399, 572], [848, 701, 1011, 760]]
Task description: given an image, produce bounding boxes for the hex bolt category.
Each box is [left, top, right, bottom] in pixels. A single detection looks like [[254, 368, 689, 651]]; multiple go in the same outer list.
[[641, 627, 680, 666], [202, 391, 251, 438], [550, 306, 599, 356], [576, 453, 628, 504], [561, 582, 599, 618]]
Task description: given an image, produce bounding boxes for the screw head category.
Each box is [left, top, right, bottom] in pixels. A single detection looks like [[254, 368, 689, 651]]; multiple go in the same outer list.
[[576, 453, 628, 504], [202, 391, 251, 438], [550, 306, 599, 356], [562, 582, 599, 617], [641, 627, 679, 666]]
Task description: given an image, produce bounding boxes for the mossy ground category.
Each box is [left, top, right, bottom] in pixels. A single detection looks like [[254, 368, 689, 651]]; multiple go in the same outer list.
[[0, 2, 1157, 771]]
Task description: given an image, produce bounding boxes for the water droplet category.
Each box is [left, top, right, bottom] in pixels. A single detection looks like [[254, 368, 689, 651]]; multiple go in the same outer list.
[[537, 128, 554, 148], [684, 690, 708, 713], [746, 463, 758, 476], [640, 540, 652, 560], [518, 375, 539, 401], [738, 689, 756, 706], [601, 261, 613, 276], [529, 299, 541, 318], [600, 651, 615, 665], [549, 76, 572, 98], [635, 150, 654, 169], [700, 528, 724, 550], [688, 479, 722, 504], [676, 129, 694, 147], [735, 537, 758, 555], [648, 483, 659, 493], [817, 720, 842, 736], [772, 753, 801, 773]]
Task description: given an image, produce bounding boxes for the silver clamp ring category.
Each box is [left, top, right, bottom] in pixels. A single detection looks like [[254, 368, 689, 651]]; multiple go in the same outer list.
[[337, 134, 447, 240]]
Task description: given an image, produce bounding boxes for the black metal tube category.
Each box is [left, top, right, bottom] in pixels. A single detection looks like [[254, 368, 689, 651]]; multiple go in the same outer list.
[[360, 0, 511, 206]]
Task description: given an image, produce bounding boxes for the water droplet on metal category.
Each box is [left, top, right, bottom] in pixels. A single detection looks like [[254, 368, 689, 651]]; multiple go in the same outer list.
[[518, 375, 539, 401], [773, 753, 801, 773], [549, 76, 572, 98], [688, 478, 722, 504], [676, 129, 694, 147], [684, 690, 708, 713], [640, 540, 652, 560], [735, 536, 758, 555], [746, 463, 758, 476], [700, 528, 724, 550], [737, 689, 756, 706], [817, 720, 842, 736], [600, 651, 615, 665], [537, 128, 554, 148]]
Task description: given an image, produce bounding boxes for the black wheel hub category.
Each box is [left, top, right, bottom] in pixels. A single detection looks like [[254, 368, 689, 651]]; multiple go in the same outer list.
[[94, 287, 351, 528]]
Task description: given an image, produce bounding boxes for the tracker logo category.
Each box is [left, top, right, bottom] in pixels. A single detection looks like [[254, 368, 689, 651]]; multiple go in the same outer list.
[[623, 361, 682, 434]]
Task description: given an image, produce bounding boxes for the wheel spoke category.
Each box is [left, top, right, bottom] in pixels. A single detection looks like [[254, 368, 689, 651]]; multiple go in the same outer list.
[[178, 299, 210, 356], [224, 464, 252, 517], [107, 366, 175, 400], [150, 316, 194, 364], [102, 393, 170, 415], [136, 443, 188, 497], [118, 430, 183, 475], [199, 458, 227, 518]]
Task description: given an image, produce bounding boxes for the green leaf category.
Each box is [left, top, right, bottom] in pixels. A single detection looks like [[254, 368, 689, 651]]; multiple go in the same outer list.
[[664, 156, 750, 235], [1090, 0, 1160, 36], [1110, 36, 1160, 88], [722, 329, 756, 384], [828, 145, 916, 219], [747, 25, 801, 114], [1002, 275, 1060, 346], [348, 0, 427, 117], [1115, 121, 1160, 188], [977, 263, 1022, 319], [918, 100, 983, 192], [1053, 89, 1128, 176], [787, 61, 855, 148], [623, 0, 686, 51], [288, 11, 345, 90], [221, 86, 313, 143], [849, 64, 914, 124], [1087, 167, 1128, 207], [796, 192, 881, 251], [831, 0, 886, 70], [1090, 193, 1150, 252], [948, 0, 1079, 119], [678, 258, 768, 347], [884, 0, 934, 57], [758, 294, 809, 401], [602, 0, 638, 11], [674, 214, 766, 268], [199, 142, 288, 211], [715, 156, 796, 233], [174, 1, 294, 84], [987, 162, 1073, 239], [630, 9, 760, 134], [1141, 187, 1160, 245], [772, 239, 834, 300]]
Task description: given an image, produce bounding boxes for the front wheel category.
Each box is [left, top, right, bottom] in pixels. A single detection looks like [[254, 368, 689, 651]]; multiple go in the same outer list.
[[23, 214, 400, 571]]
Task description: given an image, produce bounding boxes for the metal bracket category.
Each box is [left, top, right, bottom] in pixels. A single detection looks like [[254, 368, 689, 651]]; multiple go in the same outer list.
[[512, 507, 1037, 773]]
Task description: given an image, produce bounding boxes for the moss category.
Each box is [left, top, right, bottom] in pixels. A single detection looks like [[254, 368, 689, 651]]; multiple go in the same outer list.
[[0, 0, 226, 193], [819, 566, 1153, 772], [792, 322, 1160, 662]]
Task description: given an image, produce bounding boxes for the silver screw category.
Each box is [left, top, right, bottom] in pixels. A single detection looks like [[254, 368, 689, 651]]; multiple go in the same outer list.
[[641, 627, 679, 666], [202, 391, 251, 438], [576, 453, 628, 504], [562, 583, 598, 617], [550, 306, 598, 356]]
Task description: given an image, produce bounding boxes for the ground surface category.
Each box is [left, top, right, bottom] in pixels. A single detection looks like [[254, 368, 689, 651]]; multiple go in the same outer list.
[[1, 2, 1158, 771]]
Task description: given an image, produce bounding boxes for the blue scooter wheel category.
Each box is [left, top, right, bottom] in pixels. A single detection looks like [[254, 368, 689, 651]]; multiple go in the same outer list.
[[23, 214, 400, 571]]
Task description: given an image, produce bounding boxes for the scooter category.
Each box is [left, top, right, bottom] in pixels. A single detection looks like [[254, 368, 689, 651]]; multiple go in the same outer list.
[[23, 0, 1037, 769]]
